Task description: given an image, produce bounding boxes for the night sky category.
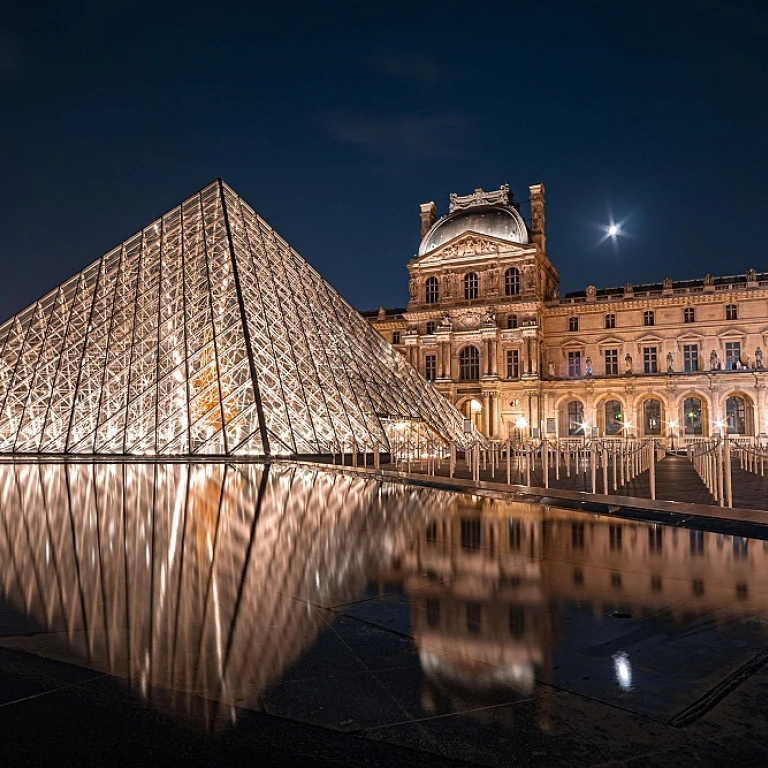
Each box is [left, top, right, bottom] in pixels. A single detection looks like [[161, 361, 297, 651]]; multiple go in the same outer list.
[[2, 1, 767, 323]]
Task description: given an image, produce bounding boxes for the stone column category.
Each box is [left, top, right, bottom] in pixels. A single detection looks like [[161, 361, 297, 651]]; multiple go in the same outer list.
[[436, 342, 443, 380]]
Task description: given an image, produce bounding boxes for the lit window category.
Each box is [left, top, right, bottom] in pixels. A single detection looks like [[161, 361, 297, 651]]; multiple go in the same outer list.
[[567, 401, 584, 435], [459, 346, 480, 381], [643, 346, 658, 374], [604, 400, 623, 435], [604, 348, 618, 375], [567, 350, 581, 377], [464, 272, 479, 300], [725, 341, 741, 370], [424, 276, 439, 304], [683, 344, 698, 372], [643, 310, 655, 326], [568, 316, 579, 332], [505, 267, 520, 296], [506, 349, 520, 379], [684, 307, 695, 323], [605, 313, 616, 329], [684, 397, 702, 435], [643, 399, 662, 435], [392, 331, 401, 345], [725, 303, 737, 320], [726, 395, 747, 434], [425, 354, 436, 382]]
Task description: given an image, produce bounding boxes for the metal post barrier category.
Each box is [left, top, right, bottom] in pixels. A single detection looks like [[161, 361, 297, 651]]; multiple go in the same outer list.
[[506, 439, 511, 485], [590, 442, 597, 494], [724, 435, 733, 508], [542, 440, 549, 488], [649, 441, 656, 501]]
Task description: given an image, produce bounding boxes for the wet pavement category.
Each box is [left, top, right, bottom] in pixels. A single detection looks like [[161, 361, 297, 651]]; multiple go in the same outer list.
[[0, 461, 767, 765]]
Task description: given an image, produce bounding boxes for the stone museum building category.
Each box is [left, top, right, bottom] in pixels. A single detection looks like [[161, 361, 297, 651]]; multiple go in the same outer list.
[[364, 183, 768, 442]]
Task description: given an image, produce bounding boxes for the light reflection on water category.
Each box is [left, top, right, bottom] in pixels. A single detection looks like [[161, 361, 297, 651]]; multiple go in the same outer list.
[[0, 462, 767, 732]]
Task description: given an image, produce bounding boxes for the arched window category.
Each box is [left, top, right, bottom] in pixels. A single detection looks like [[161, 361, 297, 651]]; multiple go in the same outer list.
[[567, 401, 585, 436], [507, 314, 518, 329], [459, 346, 480, 381], [643, 399, 662, 435], [504, 267, 520, 296], [604, 400, 623, 436], [684, 397, 703, 435], [726, 396, 747, 434], [425, 276, 439, 304], [464, 272, 479, 300]]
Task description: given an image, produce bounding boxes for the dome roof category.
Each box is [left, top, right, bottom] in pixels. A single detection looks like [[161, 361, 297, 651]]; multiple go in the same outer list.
[[418, 206, 528, 257]]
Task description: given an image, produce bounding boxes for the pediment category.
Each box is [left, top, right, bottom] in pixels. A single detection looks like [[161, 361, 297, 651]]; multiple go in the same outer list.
[[636, 333, 664, 344], [411, 231, 532, 267], [596, 334, 624, 347], [717, 326, 748, 338]]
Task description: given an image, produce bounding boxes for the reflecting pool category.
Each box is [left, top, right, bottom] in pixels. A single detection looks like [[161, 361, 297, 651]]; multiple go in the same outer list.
[[1, 462, 767, 765]]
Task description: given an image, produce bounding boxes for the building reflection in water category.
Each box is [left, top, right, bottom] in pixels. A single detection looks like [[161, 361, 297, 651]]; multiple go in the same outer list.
[[1, 463, 766, 733], [0, 462, 438, 729], [373, 496, 768, 725]]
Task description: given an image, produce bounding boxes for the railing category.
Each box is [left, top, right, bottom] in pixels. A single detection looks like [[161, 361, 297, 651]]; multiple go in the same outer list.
[[688, 438, 733, 507]]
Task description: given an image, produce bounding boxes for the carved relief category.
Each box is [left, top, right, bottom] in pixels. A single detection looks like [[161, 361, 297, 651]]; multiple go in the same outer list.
[[408, 278, 419, 301], [747, 268, 758, 282], [448, 184, 510, 212], [663, 277, 673, 289], [440, 235, 501, 258], [441, 273, 453, 300], [704, 273, 714, 286], [453, 310, 486, 330], [586, 285, 597, 301], [486, 268, 499, 295]]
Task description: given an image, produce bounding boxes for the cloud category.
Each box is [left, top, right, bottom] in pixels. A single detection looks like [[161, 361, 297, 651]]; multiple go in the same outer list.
[[316, 111, 476, 161], [370, 50, 440, 87]]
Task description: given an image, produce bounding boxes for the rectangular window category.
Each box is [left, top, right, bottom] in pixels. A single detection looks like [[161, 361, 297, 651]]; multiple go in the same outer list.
[[643, 310, 655, 326], [568, 316, 579, 332], [425, 320, 436, 335], [684, 307, 695, 323], [506, 349, 520, 379], [392, 331, 401, 344], [726, 303, 737, 320], [725, 341, 741, 370], [643, 346, 658, 374], [604, 348, 618, 375], [683, 344, 698, 372], [605, 313, 616, 329], [425, 354, 436, 382], [568, 351, 581, 378]]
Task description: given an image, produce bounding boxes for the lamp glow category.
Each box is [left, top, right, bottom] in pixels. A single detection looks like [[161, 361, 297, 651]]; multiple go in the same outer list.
[[515, 416, 528, 429], [608, 224, 619, 237], [612, 651, 633, 691]]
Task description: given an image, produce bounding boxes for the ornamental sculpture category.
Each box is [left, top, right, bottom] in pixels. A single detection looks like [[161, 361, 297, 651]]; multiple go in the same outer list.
[[448, 184, 510, 212]]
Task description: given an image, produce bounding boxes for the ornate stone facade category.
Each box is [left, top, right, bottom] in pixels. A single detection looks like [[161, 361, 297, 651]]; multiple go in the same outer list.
[[364, 183, 768, 442]]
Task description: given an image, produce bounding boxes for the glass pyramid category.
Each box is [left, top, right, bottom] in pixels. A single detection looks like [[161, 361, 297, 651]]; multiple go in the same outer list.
[[0, 180, 471, 456]]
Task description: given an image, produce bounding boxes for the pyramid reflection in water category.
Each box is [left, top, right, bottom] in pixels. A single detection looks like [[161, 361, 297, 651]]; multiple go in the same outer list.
[[0, 180, 470, 455], [0, 462, 441, 730]]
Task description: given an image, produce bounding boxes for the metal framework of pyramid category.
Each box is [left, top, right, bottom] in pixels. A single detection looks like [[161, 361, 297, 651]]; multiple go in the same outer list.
[[0, 180, 471, 456]]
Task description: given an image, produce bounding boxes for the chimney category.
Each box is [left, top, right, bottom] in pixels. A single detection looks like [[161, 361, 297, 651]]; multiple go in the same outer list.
[[529, 183, 546, 252], [420, 201, 436, 238]]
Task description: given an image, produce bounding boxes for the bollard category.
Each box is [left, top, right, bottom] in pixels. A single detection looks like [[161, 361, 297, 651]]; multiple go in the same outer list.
[[724, 435, 733, 508], [590, 443, 597, 494], [506, 439, 511, 485], [649, 441, 656, 501], [542, 440, 549, 488]]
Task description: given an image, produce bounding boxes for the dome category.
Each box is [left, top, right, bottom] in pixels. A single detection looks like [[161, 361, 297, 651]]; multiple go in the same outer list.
[[418, 206, 528, 257]]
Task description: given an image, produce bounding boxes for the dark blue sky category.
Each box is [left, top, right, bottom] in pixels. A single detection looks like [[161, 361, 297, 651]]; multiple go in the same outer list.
[[2, 1, 767, 321]]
